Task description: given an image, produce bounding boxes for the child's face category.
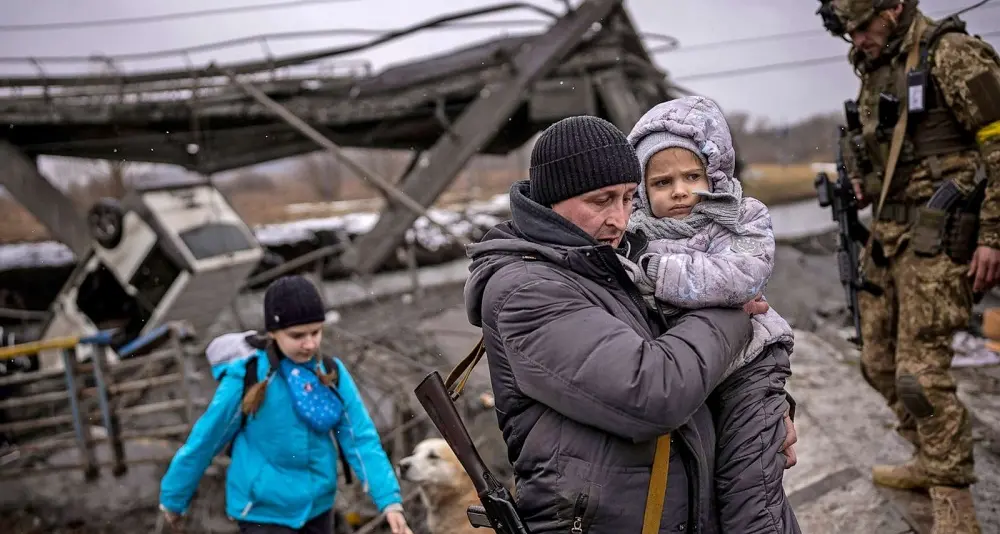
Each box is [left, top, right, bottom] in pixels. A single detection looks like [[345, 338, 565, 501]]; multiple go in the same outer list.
[[644, 147, 711, 219], [270, 322, 324, 363]]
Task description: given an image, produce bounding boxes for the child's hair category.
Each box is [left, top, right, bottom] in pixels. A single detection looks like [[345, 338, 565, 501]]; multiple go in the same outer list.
[[240, 344, 338, 416]]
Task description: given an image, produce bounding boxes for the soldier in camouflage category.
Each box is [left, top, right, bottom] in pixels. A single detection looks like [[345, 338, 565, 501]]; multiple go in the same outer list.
[[817, 0, 1000, 532]]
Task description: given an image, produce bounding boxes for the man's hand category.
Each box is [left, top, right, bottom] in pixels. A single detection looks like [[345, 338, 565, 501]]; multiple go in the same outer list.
[[852, 180, 871, 209], [743, 294, 769, 315], [968, 246, 1000, 293], [780, 410, 798, 469]]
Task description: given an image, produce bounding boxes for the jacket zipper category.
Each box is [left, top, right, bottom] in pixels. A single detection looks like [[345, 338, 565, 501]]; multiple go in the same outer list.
[[571, 493, 588, 533], [337, 410, 371, 494], [675, 432, 699, 532], [327, 385, 371, 493], [601, 246, 698, 531]]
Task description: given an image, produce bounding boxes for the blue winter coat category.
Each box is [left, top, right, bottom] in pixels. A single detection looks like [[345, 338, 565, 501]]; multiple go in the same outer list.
[[159, 350, 402, 529]]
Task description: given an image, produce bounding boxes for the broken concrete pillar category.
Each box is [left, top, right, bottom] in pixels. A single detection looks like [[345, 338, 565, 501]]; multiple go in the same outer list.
[[0, 141, 91, 256]]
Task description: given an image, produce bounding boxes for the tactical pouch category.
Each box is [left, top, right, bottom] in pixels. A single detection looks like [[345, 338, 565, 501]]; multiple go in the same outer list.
[[863, 173, 883, 200], [946, 212, 980, 264], [911, 207, 947, 257]]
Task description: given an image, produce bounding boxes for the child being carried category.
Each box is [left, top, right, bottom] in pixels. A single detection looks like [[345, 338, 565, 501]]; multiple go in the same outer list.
[[620, 95, 800, 534]]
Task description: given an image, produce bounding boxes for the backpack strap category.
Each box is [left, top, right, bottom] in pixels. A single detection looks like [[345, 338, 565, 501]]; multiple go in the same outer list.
[[917, 15, 968, 72], [322, 356, 355, 486], [222, 356, 260, 458]]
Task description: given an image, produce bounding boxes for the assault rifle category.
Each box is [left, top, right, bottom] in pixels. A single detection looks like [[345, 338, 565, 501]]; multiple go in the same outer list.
[[814, 125, 885, 346], [414, 371, 530, 533]]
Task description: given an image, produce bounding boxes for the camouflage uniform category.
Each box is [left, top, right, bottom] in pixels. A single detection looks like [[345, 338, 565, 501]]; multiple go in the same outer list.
[[819, 0, 1000, 531]]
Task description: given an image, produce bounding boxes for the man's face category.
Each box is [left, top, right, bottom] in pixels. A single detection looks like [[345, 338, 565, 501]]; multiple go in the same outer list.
[[551, 182, 637, 248], [270, 322, 324, 363], [849, 4, 904, 59], [644, 148, 711, 220]]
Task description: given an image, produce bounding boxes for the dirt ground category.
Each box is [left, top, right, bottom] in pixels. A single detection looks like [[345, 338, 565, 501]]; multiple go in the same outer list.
[[3, 228, 1000, 533], [0, 281, 472, 534]]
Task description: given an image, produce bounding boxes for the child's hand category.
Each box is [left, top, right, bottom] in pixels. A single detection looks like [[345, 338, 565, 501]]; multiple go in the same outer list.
[[618, 255, 656, 295], [742, 294, 768, 315]]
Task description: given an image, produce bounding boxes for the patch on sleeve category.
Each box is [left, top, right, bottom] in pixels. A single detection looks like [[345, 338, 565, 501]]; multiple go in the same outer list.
[[967, 71, 1000, 127], [730, 236, 764, 255]]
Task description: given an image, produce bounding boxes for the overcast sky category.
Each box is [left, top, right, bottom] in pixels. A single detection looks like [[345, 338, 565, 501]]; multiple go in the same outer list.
[[0, 0, 997, 125]]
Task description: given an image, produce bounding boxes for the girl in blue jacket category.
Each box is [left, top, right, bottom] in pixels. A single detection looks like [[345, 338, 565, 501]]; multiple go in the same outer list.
[[159, 275, 412, 534]]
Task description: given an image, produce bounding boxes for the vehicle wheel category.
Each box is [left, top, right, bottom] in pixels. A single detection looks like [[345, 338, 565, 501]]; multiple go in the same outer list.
[[87, 198, 125, 249]]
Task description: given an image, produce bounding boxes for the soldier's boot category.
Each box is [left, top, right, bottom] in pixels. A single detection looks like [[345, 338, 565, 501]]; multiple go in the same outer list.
[[871, 460, 935, 490], [929, 486, 981, 534]]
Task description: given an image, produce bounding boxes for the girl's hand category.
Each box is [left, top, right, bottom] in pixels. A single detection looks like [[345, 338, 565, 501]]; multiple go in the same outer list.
[[159, 505, 184, 533], [386, 510, 413, 534]]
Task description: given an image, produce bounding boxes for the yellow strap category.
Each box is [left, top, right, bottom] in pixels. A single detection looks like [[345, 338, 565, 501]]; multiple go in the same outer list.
[[977, 120, 1000, 146], [866, 17, 927, 255], [641, 434, 672, 534], [0, 335, 81, 360], [444, 336, 486, 400], [450, 337, 673, 532]]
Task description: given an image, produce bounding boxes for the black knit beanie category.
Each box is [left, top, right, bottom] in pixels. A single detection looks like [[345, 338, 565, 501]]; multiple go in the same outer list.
[[529, 116, 642, 206], [263, 275, 326, 332]]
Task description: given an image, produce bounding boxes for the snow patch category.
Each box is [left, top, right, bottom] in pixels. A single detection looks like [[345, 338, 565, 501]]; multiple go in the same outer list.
[[0, 194, 512, 271]]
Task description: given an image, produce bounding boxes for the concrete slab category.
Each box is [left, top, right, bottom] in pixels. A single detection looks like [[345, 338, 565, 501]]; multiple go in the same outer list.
[[790, 329, 1000, 534]]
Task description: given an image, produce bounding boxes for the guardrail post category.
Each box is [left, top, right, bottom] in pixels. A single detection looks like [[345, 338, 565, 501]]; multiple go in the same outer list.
[[91, 346, 126, 476], [169, 328, 195, 428], [62, 347, 98, 480]]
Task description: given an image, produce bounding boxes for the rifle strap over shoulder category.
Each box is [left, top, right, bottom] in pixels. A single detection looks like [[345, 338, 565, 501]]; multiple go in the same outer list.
[[445, 336, 486, 400], [641, 434, 672, 534], [868, 16, 927, 254], [446, 255, 541, 400]]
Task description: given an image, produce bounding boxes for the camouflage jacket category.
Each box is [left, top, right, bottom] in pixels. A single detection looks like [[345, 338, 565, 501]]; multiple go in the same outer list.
[[852, 13, 1000, 255]]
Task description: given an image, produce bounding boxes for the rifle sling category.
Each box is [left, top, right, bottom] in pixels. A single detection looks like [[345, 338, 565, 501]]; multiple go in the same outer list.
[[445, 335, 673, 534], [445, 335, 486, 400], [866, 17, 927, 255], [642, 434, 672, 534]]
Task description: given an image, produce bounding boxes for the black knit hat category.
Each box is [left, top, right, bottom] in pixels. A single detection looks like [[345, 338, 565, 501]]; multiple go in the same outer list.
[[263, 275, 326, 332], [529, 116, 642, 206]]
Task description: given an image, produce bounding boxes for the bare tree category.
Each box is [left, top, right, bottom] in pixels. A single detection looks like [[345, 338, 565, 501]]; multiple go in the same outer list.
[[297, 151, 342, 200]]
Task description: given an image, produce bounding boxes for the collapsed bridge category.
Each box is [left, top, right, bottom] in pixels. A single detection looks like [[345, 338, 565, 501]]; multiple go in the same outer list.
[[0, 0, 712, 351], [0, 0, 688, 271], [0, 1, 707, 510]]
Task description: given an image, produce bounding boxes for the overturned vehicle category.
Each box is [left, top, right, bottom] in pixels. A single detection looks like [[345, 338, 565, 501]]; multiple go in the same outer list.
[[36, 174, 263, 371]]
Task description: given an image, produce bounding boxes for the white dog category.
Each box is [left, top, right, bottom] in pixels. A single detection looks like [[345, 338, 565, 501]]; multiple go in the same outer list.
[[399, 438, 481, 534]]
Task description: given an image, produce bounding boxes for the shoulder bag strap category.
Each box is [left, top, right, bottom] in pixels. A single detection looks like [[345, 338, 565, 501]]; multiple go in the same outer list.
[[321, 355, 355, 485]]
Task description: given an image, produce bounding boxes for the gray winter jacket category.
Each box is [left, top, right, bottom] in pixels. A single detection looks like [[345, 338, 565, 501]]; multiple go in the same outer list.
[[625, 95, 794, 379], [463, 180, 755, 533]]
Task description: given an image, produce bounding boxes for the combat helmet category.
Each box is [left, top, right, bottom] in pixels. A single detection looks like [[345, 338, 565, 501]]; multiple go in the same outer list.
[[816, 0, 903, 36]]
